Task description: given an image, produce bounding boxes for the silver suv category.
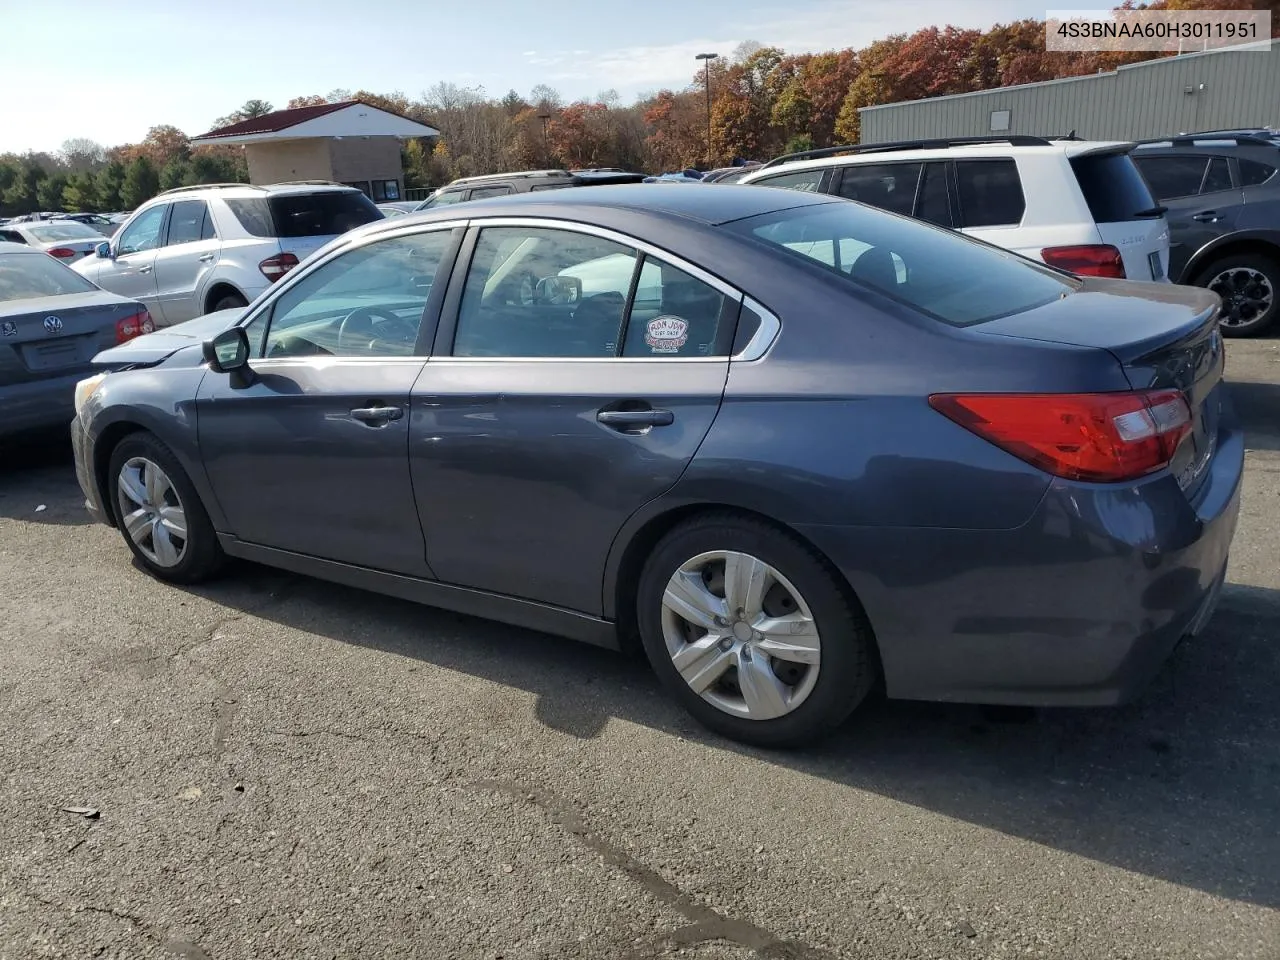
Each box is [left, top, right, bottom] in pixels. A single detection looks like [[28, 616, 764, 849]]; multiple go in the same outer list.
[[74, 182, 382, 326]]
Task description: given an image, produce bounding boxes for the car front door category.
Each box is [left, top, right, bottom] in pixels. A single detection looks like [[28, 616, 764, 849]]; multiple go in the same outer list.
[[101, 204, 167, 315], [197, 225, 462, 576], [152, 199, 221, 325], [410, 221, 738, 614], [1133, 153, 1243, 281]]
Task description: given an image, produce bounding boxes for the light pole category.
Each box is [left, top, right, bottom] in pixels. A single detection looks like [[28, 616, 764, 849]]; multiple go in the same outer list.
[[695, 52, 719, 168], [537, 113, 551, 166]]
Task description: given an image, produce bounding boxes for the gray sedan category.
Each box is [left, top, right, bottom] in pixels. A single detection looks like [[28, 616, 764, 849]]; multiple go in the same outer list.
[[0, 242, 152, 437], [69, 186, 1241, 746], [0, 220, 111, 264]]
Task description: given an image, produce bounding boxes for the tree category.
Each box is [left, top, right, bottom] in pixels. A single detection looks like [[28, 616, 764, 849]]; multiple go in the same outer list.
[[59, 138, 106, 173], [96, 162, 126, 210], [1, 163, 46, 216], [37, 174, 68, 211], [286, 94, 329, 108], [122, 157, 160, 209], [142, 125, 190, 168], [159, 158, 190, 191], [62, 172, 100, 212], [211, 99, 274, 129], [530, 84, 563, 112]]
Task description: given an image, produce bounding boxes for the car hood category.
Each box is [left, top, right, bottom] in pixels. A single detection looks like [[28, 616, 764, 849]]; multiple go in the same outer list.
[[92, 308, 246, 367]]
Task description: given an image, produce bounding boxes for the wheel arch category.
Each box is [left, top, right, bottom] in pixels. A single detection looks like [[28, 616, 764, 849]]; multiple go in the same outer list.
[[203, 281, 248, 314], [1179, 230, 1280, 284], [91, 419, 148, 528]]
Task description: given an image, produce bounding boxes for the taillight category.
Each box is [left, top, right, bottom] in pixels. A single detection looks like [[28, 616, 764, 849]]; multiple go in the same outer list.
[[259, 252, 299, 281], [1041, 244, 1126, 279], [47, 247, 77, 259], [929, 390, 1192, 483], [116, 309, 155, 344]]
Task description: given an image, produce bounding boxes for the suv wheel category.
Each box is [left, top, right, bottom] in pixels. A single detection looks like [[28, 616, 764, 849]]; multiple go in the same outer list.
[[635, 513, 877, 747], [211, 291, 248, 312], [1193, 252, 1278, 337]]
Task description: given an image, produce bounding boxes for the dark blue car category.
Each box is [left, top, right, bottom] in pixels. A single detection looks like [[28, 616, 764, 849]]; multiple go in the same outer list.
[[69, 185, 1242, 746]]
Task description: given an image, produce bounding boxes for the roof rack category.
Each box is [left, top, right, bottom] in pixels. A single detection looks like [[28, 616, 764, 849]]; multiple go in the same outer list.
[[270, 179, 350, 187], [448, 169, 571, 186], [156, 182, 263, 196], [1133, 133, 1280, 148], [760, 135, 1056, 168], [571, 167, 628, 173]]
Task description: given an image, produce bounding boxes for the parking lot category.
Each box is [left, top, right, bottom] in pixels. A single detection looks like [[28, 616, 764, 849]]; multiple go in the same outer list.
[[0, 339, 1276, 960]]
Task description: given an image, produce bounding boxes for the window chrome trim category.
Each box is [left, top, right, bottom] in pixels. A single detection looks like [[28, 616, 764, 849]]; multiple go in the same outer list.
[[233, 218, 472, 329], [248, 356, 429, 368], [733, 297, 781, 362], [425, 355, 724, 364]]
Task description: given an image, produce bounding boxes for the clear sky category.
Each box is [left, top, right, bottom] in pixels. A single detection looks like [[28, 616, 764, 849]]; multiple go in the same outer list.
[[0, 0, 1049, 155]]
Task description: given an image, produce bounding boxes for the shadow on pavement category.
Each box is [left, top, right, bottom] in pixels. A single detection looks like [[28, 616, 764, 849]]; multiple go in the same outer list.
[[185, 568, 1280, 911], [1228, 379, 1280, 452], [0, 433, 90, 527]]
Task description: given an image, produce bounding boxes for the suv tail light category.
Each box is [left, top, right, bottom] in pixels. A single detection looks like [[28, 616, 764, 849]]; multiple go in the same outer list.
[[116, 309, 155, 344], [929, 390, 1192, 482], [259, 252, 299, 281], [47, 247, 77, 259], [1041, 244, 1126, 278]]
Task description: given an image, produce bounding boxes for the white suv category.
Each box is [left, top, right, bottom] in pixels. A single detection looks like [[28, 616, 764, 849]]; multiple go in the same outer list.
[[740, 136, 1171, 282], [74, 182, 383, 326]]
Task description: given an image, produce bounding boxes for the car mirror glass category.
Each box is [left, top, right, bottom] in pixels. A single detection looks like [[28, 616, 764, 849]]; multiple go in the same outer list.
[[535, 275, 582, 305], [96, 242, 111, 259], [203, 327, 250, 373]]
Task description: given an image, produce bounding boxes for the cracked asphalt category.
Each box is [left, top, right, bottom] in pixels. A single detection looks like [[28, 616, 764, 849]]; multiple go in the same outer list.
[[2, 339, 1279, 960]]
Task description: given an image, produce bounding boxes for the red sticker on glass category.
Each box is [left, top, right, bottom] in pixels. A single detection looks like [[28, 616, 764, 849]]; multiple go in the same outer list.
[[644, 316, 689, 354]]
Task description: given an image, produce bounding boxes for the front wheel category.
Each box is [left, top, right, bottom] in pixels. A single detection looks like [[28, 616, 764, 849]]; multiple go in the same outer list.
[[108, 433, 224, 583], [635, 514, 877, 748], [1192, 253, 1278, 337]]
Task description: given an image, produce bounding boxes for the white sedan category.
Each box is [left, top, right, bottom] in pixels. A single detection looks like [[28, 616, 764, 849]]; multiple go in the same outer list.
[[0, 220, 107, 264]]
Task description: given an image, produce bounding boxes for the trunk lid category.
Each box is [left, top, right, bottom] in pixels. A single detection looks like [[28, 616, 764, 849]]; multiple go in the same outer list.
[[978, 280, 1224, 493], [0, 292, 141, 385]]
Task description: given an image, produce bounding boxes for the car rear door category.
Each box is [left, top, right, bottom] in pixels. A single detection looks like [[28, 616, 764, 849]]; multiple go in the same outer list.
[[1132, 152, 1244, 282], [151, 199, 221, 325], [410, 220, 738, 615], [1069, 148, 1170, 281]]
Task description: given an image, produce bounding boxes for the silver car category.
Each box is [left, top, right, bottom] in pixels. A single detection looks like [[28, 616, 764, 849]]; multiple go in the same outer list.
[[0, 220, 109, 264], [0, 241, 152, 438], [73, 183, 383, 327]]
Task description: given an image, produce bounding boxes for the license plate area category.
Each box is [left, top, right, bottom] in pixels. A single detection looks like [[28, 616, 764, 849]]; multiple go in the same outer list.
[[19, 338, 91, 372], [1149, 250, 1165, 281]]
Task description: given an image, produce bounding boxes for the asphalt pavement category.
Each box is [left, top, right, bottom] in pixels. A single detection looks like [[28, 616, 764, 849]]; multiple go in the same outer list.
[[1, 339, 1278, 960]]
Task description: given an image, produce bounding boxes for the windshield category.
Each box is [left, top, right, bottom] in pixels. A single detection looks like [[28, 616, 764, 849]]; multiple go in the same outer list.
[[0, 252, 98, 301], [726, 201, 1075, 326], [27, 222, 103, 243]]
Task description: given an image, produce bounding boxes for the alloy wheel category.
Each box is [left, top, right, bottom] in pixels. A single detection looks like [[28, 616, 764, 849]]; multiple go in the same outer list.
[[660, 550, 821, 721], [116, 457, 189, 568], [1208, 266, 1274, 329]]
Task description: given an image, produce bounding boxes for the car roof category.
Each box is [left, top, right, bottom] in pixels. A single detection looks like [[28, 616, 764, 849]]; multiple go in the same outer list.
[[379, 183, 838, 232]]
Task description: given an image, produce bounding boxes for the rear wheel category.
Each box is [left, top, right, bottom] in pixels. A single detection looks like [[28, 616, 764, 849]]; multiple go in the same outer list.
[[210, 291, 248, 313], [108, 433, 224, 583], [1192, 252, 1278, 337], [636, 514, 876, 747]]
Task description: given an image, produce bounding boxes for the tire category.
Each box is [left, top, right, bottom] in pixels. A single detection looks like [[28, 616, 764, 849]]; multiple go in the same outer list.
[[210, 291, 248, 313], [1191, 252, 1279, 338], [635, 513, 876, 748], [107, 432, 224, 584]]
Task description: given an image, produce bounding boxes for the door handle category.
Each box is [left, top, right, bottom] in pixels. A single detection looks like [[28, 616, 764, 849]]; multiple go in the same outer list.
[[597, 408, 674, 428], [198, 253, 216, 263], [1192, 211, 1220, 223], [138, 265, 153, 274], [350, 405, 404, 425]]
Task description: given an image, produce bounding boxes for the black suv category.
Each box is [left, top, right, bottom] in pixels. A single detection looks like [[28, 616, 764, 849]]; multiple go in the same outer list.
[[417, 168, 646, 210], [1131, 133, 1280, 336]]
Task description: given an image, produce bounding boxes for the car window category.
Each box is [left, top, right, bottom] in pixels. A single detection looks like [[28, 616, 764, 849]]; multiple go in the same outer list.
[[915, 161, 953, 227], [469, 185, 515, 200], [835, 163, 920, 217], [28, 222, 104, 243], [0, 252, 98, 301], [1133, 155, 1207, 201], [620, 257, 731, 358], [0, 229, 27, 244], [200, 208, 216, 240], [224, 199, 274, 237], [955, 160, 1025, 228], [116, 205, 167, 255], [165, 200, 210, 246], [728, 202, 1074, 328], [751, 169, 826, 193], [1238, 158, 1277, 187], [260, 230, 453, 359], [1072, 152, 1159, 221], [530, 183, 572, 191], [454, 226, 637, 358], [1202, 157, 1233, 194], [269, 192, 382, 237], [424, 191, 466, 207]]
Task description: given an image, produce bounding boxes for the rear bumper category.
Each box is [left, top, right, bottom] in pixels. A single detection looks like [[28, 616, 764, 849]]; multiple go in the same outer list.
[[798, 417, 1245, 707], [0, 371, 84, 437], [70, 415, 109, 526]]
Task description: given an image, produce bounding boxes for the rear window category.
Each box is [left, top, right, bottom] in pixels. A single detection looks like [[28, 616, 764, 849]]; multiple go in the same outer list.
[[0, 253, 97, 301], [1070, 152, 1159, 223], [27, 223, 103, 243], [726, 202, 1074, 327], [225, 191, 382, 238]]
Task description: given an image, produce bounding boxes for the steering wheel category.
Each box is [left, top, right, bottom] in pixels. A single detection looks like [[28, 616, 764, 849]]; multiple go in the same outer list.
[[337, 306, 419, 352]]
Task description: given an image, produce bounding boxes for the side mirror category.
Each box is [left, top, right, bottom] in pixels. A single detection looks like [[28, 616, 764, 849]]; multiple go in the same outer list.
[[203, 327, 250, 374], [95, 241, 111, 259], [535, 275, 582, 305]]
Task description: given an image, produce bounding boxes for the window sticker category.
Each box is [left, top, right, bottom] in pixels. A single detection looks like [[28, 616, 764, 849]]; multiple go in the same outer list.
[[645, 316, 689, 354]]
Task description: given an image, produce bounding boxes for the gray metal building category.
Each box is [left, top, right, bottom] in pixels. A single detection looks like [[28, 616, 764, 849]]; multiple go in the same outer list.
[[859, 43, 1280, 143]]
